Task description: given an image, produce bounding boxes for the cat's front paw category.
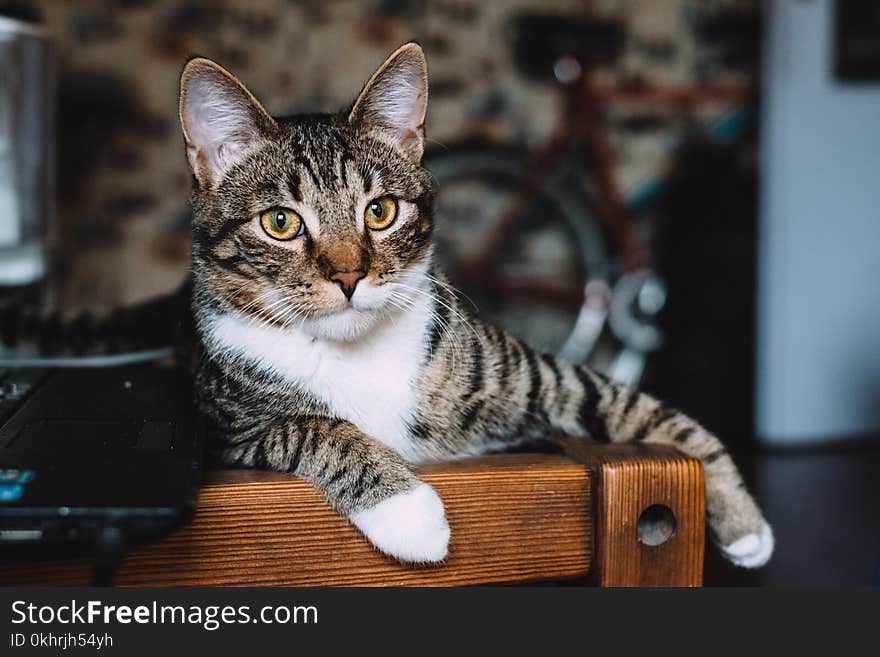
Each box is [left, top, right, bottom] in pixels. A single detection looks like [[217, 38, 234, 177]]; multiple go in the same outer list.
[[719, 521, 774, 568], [349, 483, 450, 563]]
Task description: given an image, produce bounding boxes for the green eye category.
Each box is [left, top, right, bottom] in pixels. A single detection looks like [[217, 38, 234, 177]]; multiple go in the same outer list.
[[364, 196, 398, 230], [260, 207, 303, 240]]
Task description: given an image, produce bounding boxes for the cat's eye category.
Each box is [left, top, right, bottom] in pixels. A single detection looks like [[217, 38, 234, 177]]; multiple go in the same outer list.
[[364, 196, 398, 231], [260, 207, 303, 240]]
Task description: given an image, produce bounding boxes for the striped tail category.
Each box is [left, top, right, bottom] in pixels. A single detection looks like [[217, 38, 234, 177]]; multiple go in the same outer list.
[[0, 282, 191, 360], [551, 362, 773, 568]]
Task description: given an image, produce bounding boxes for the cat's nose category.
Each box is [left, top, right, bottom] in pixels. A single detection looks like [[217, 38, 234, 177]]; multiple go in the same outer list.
[[329, 269, 367, 300]]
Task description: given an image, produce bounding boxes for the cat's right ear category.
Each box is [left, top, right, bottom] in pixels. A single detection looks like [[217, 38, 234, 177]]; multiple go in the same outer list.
[[179, 58, 276, 188]]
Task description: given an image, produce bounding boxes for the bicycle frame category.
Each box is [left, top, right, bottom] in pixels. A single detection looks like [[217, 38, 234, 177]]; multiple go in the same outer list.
[[446, 57, 754, 378], [478, 65, 753, 273]]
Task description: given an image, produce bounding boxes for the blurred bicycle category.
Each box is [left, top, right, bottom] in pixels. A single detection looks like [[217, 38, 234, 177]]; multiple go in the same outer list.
[[425, 12, 754, 386]]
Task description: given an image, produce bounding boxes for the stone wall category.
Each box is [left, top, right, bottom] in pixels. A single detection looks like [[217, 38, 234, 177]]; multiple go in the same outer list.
[[19, 0, 759, 310]]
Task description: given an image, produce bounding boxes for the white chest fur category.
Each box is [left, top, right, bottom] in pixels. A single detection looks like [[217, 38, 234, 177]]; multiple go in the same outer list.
[[203, 302, 430, 462]]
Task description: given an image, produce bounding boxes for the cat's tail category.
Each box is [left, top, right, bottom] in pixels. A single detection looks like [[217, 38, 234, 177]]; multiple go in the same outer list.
[[548, 360, 774, 568], [0, 280, 192, 362]]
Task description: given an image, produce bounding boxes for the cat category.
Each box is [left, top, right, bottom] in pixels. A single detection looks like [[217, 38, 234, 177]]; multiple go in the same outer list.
[[178, 43, 772, 567], [1, 43, 773, 568]]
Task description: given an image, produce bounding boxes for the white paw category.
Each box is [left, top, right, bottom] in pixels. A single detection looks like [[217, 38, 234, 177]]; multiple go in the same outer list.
[[349, 483, 450, 563], [720, 521, 774, 568]]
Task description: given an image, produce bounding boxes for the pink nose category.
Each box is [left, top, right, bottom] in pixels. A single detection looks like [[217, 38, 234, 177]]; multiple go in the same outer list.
[[329, 269, 366, 300]]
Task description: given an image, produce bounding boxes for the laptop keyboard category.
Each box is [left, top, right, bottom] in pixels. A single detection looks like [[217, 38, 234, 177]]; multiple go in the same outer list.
[[0, 368, 48, 426]]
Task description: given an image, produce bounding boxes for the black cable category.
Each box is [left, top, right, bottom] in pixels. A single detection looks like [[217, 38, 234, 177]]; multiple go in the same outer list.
[[93, 526, 126, 587]]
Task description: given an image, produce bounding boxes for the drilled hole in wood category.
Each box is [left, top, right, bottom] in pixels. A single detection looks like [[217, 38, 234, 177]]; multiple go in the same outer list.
[[637, 504, 676, 546]]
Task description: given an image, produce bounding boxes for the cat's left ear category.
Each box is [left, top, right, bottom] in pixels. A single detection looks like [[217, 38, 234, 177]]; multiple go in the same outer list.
[[349, 43, 428, 162]]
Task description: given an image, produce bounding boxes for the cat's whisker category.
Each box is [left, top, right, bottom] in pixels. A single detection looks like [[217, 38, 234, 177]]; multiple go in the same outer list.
[[245, 293, 290, 319], [386, 281, 480, 343], [221, 281, 304, 313], [265, 300, 298, 327], [381, 285, 464, 372], [398, 269, 467, 301], [423, 306, 464, 374], [381, 297, 419, 328], [382, 297, 410, 315], [277, 302, 310, 331], [384, 290, 418, 312], [235, 287, 287, 315], [217, 284, 261, 310], [246, 293, 301, 327], [420, 273, 479, 312]]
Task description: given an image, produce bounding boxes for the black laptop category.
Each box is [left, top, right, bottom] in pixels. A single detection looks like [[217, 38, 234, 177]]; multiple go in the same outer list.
[[0, 363, 203, 568]]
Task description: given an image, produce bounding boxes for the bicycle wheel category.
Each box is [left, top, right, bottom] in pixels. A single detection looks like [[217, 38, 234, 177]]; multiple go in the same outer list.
[[424, 145, 613, 358]]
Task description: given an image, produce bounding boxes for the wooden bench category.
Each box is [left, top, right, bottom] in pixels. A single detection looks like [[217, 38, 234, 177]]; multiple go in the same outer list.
[[0, 439, 705, 587]]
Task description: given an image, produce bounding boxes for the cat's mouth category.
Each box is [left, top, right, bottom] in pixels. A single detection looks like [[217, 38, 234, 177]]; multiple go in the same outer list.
[[230, 267, 428, 341], [292, 280, 417, 341]]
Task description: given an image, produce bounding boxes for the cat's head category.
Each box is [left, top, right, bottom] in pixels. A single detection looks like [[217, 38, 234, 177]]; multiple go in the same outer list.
[[179, 44, 434, 341]]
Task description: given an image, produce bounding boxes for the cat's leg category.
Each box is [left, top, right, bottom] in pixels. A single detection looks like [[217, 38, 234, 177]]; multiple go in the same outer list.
[[219, 416, 449, 563]]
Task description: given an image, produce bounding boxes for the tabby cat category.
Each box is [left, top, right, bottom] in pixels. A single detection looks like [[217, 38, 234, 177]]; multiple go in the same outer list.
[[5, 43, 774, 567], [177, 43, 773, 567]]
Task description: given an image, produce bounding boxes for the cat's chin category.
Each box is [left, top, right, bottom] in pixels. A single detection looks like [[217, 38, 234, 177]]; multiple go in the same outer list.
[[298, 307, 381, 342]]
